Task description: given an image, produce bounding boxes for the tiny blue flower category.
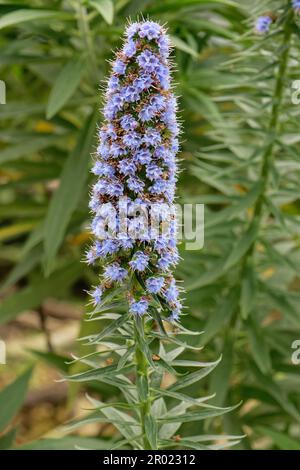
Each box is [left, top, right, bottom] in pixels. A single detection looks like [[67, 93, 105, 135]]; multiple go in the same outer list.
[[99, 239, 119, 256], [146, 163, 163, 180], [113, 58, 127, 75], [119, 158, 137, 176], [123, 131, 141, 148], [122, 85, 140, 103], [107, 75, 119, 92], [156, 63, 170, 89], [168, 310, 180, 323], [144, 128, 162, 146], [107, 123, 117, 138], [129, 298, 149, 316], [137, 50, 160, 73], [120, 115, 138, 131], [92, 161, 115, 177], [127, 176, 145, 193], [134, 149, 152, 165], [134, 74, 153, 92], [90, 286, 103, 306], [86, 247, 97, 265], [123, 39, 137, 58], [110, 142, 126, 158], [157, 250, 179, 271], [138, 104, 156, 122], [164, 279, 179, 303], [150, 95, 166, 113], [97, 142, 110, 159], [129, 251, 149, 272], [104, 263, 128, 282], [158, 35, 170, 58], [146, 276, 165, 294], [106, 180, 124, 197], [138, 21, 161, 40], [118, 236, 134, 250], [126, 22, 140, 39], [255, 16, 272, 34]]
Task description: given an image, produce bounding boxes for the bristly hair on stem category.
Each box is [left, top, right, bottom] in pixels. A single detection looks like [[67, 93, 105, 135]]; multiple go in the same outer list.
[[64, 20, 241, 451]]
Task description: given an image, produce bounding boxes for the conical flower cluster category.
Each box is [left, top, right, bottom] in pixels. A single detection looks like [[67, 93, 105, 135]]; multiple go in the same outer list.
[[87, 21, 182, 321]]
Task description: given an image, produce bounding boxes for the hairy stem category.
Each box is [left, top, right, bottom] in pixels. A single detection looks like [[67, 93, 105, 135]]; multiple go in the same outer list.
[[134, 317, 155, 450]]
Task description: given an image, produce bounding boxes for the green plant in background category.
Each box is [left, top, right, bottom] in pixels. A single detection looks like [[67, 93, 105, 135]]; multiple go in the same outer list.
[[1, 0, 300, 451], [182, 0, 300, 449]]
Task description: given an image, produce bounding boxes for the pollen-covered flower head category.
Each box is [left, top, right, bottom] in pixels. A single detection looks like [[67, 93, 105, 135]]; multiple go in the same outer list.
[[87, 20, 183, 322]]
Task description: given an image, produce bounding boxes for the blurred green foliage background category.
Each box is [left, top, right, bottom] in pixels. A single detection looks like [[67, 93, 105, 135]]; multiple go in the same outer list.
[[1, 0, 300, 450]]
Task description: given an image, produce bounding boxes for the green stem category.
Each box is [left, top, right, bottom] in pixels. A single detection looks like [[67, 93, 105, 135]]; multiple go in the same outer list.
[[250, 6, 293, 232], [229, 6, 294, 342], [73, 1, 98, 78], [134, 317, 154, 450], [242, 6, 293, 292]]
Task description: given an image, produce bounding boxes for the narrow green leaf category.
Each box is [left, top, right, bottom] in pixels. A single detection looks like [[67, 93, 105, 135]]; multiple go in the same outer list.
[[145, 414, 157, 449], [46, 57, 86, 119], [29, 350, 70, 373], [84, 313, 129, 344], [116, 347, 134, 371], [89, 0, 114, 25], [0, 9, 71, 30], [240, 262, 256, 319], [153, 387, 215, 407], [0, 368, 32, 433], [186, 258, 226, 291], [169, 357, 221, 392], [159, 438, 210, 450], [224, 221, 259, 270], [209, 338, 233, 406], [158, 405, 235, 423], [201, 288, 237, 346], [246, 318, 271, 375]]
